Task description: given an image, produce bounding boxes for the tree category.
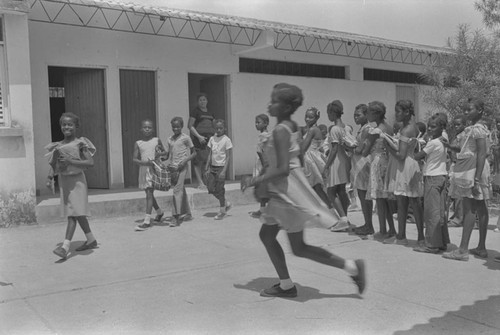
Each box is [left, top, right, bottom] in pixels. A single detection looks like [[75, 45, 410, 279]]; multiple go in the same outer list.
[[421, 25, 500, 122], [475, 0, 500, 29]]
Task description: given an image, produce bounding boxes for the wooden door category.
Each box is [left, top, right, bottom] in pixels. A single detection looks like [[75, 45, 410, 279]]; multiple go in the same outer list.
[[120, 70, 157, 188], [64, 68, 109, 189]]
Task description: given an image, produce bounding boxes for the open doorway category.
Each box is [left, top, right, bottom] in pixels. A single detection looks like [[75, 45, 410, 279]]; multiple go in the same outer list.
[[48, 66, 109, 189], [187, 73, 232, 181]]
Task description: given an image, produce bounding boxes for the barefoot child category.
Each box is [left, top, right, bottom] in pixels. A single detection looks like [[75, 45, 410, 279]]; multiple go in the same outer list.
[[46, 113, 97, 259], [250, 114, 270, 218], [205, 119, 233, 220], [133, 119, 166, 231], [166, 117, 196, 227]]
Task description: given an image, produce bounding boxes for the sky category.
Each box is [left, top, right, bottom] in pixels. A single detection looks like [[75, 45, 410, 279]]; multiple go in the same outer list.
[[133, 0, 486, 48]]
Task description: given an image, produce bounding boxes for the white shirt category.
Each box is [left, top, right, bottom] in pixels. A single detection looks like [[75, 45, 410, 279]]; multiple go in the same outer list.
[[422, 138, 447, 176], [208, 134, 233, 166]]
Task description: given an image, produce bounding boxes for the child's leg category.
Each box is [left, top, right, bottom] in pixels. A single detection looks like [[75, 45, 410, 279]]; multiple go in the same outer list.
[[375, 199, 388, 235], [359, 190, 373, 229], [62, 217, 78, 251], [475, 200, 489, 251], [260, 224, 290, 281], [385, 199, 396, 235], [396, 195, 410, 240], [337, 183, 350, 215], [457, 198, 476, 253], [327, 186, 346, 219], [75, 216, 97, 250], [287, 230, 366, 294], [313, 184, 331, 208], [410, 197, 424, 242]]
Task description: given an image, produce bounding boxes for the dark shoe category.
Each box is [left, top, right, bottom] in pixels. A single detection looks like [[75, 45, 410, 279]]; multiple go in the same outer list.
[[413, 245, 439, 254], [75, 240, 97, 251], [135, 223, 151, 231], [53, 246, 67, 259], [260, 283, 297, 298], [355, 225, 374, 236], [225, 202, 232, 212], [214, 212, 226, 220], [494, 256, 500, 263], [154, 213, 164, 223], [352, 259, 366, 295], [469, 248, 488, 259]]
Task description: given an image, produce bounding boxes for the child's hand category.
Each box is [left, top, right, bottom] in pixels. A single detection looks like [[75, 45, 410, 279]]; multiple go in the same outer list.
[[439, 137, 450, 147], [240, 176, 252, 192], [472, 182, 480, 196], [58, 155, 71, 168], [198, 136, 207, 145]]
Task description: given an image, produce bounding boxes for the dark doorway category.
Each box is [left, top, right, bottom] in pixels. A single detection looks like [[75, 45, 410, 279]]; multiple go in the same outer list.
[[188, 73, 232, 180], [120, 69, 157, 188], [48, 66, 109, 189]]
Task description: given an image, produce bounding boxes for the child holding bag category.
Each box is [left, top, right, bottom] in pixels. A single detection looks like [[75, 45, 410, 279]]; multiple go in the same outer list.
[[133, 119, 166, 231], [46, 113, 97, 260]]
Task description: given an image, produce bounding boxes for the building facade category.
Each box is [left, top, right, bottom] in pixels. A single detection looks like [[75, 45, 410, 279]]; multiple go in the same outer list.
[[0, 0, 452, 223]]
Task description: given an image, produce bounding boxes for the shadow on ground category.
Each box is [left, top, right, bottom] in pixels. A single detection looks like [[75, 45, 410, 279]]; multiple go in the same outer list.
[[394, 295, 500, 334], [233, 277, 360, 303]]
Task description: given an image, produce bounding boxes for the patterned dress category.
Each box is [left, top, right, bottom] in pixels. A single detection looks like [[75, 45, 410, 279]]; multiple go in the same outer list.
[[136, 137, 160, 190], [391, 135, 424, 198], [303, 128, 327, 187], [326, 125, 351, 187], [449, 124, 491, 200], [351, 123, 370, 191], [367, 134, 392, 200]]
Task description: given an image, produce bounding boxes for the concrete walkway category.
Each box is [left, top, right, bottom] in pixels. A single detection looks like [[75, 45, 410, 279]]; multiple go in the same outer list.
[[1, 204, 500, 335]]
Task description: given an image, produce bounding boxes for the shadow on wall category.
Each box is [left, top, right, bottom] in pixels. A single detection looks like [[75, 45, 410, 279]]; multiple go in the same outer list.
[[394, 294, 500, 334], [0, 136, 26, 158]]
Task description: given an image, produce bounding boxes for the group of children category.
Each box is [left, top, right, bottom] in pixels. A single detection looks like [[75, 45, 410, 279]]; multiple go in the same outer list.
[[253, 96, 497, 263], [47, 112, 233, 259], [46, 87, 498, 297]]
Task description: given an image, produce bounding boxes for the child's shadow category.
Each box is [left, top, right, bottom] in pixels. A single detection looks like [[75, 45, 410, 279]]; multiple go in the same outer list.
[[54, 240, 97, 263], [233, 277, 361, 302], [203, 212, 232, 219]]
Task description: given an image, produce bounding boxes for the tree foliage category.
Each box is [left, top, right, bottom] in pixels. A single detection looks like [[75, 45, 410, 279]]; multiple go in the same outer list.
[[475, 0, 500, 29], [421, 25, 500, 121]]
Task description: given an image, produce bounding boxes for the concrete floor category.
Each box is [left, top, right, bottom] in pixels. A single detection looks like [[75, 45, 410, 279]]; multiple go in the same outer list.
[[1, 204, 499, 335]]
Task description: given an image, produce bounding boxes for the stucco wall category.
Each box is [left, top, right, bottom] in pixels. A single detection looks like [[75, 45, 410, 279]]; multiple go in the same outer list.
[[0, 13, 35, 198], [29, 21, 430, 193]]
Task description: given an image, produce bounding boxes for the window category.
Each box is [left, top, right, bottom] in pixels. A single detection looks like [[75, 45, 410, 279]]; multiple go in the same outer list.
[[364, 68, 426, 84], [239, 58, 346, 79], [0, 16, 7, 127]]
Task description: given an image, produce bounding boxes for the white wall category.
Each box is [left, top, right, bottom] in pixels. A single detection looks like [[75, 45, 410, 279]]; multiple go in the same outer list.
[[29, 21, 430, 192], [0, 13, 35, 198]]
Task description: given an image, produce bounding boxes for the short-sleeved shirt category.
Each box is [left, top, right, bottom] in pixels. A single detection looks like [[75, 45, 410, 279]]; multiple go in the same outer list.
[[423, 138, 447, 176], [167, 133, 193, 166], [191, 107, 215, 135], [208, 134, 233, 166]]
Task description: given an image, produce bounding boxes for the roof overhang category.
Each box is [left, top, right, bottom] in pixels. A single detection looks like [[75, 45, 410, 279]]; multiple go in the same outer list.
[[26, 0, 454, 66]]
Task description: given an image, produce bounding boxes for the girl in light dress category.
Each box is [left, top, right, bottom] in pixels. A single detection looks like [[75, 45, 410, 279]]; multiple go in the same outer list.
[[380, 100, 424, 246], [241, 83, 366, 298], [250, 114, 270, 218], [46, 112, 97, 260], [301, 107, 331, 207], [443, 98, 491, 261], [350, 104, 374, 236], [323, 100, 352, 228], [133, 119, 166, 231], [362, 101, 397, 239]]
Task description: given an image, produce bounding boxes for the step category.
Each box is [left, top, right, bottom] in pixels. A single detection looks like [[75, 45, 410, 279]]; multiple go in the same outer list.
[[36, 183, 256, 224]]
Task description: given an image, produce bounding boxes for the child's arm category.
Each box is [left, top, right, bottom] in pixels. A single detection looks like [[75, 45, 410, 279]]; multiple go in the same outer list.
[[178, 147, 196, 171], [59, 146, 94, 169], [219, 148, 232, 180], [156, 139, 168, 161], [414, 150, 427, 161]]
